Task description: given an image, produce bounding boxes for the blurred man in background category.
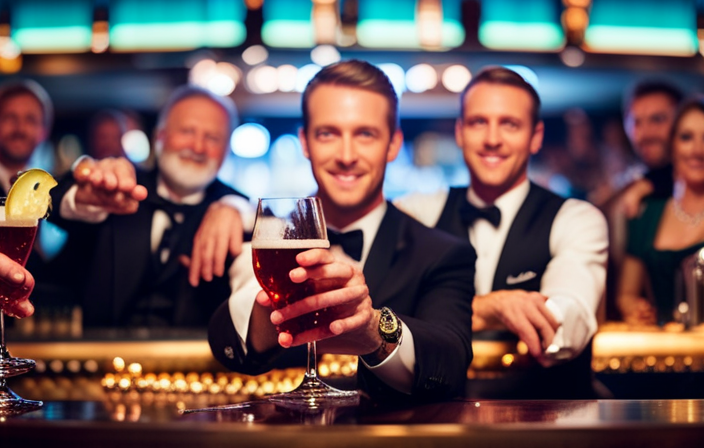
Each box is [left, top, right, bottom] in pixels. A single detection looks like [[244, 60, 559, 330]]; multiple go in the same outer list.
[[0, 79, 71, 315], [601, 81, 684, 320], [48, 85, 249, 329], [0, 80, 52, 195], [620, 80, 684, 206]]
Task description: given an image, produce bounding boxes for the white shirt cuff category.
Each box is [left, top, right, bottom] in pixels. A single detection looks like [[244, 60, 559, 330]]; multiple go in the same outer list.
[[60, 184, 110, 223], [226, 244, 260, 355], [218, 195, 256, 234], [360, 321, 415, 395], [543, 296, 595, 361]]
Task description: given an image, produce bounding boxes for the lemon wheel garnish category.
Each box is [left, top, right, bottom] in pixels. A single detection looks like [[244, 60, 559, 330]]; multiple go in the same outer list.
[[6, 168, 58, 221]]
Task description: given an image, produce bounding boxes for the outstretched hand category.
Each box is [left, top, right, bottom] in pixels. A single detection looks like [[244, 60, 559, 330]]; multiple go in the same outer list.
[[73, 157, 148, 214], [472, 289, 560, 359]]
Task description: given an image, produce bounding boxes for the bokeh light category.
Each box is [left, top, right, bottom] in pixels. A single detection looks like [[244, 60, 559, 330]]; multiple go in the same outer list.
[[504, 65, 540, 90], [241, 45, 268, 66], [247, 65, 278, 94], [295, 64, 322, 92], [277, 64, 298, 92], [310, 45, 341, 66], [405, 63, 438, 93], [378, 63, 406, 98], [270, 134, 304, 165], [122, 129, 150, 163], [442, 65, 471, 93], [230, 123, 270, 158]]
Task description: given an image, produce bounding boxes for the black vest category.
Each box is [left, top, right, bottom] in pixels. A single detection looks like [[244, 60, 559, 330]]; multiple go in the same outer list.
[[436, 183, 565, 292], [75, 169, 246, 328], [436, 183, 596, 399]]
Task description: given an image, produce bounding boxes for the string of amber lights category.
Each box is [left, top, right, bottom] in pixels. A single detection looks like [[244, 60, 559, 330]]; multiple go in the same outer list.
[[100, 354, 358, 399]]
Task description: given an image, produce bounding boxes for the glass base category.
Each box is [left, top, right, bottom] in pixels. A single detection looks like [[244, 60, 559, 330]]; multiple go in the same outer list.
[[0, 383, 43, 417], [0, 357, 35, 378], [267, 374, 359, 410]]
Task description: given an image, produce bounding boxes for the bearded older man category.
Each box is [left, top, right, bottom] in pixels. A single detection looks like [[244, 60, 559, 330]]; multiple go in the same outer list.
[[48, 85, 249, 328]]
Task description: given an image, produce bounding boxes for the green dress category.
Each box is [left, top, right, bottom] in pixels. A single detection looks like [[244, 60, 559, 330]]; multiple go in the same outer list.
[[627, 198, 704, 324]]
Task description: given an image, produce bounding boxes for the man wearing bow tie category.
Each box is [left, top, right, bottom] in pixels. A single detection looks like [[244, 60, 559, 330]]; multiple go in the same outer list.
[[395, 66, 608, 399], [208, 60, 476, 401], [47, 85, 250, 328]]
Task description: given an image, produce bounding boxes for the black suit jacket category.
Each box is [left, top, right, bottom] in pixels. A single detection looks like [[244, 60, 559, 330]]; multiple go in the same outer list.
[[48, 168, 246, 328], [208, 202, 476, 401]]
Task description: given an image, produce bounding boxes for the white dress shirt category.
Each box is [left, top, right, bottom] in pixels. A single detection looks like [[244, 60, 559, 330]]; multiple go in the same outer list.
[[394, 179, 608, 362], [227, 200, 416, 394]]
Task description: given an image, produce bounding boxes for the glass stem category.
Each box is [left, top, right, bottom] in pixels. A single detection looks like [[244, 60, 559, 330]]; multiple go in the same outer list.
[[306, 341, 318, 380], [0, 311, 7, 359]]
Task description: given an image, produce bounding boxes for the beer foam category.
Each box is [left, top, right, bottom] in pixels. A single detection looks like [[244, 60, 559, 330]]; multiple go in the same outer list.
[[252, 239, 330, 250], [0, 208, 37, 227]]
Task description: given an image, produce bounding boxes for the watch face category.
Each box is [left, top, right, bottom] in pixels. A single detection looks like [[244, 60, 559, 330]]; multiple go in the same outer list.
[[380, 316, 398, 335], [380, 309, 399, 336]]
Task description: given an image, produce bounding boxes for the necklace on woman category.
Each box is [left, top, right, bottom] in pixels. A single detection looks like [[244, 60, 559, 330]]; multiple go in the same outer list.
[[672, 199, 704, 226]]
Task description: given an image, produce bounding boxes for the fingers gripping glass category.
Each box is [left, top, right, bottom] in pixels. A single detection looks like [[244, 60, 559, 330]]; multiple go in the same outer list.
[[0, 197, 43, 416], [251, 197, 358, 408]]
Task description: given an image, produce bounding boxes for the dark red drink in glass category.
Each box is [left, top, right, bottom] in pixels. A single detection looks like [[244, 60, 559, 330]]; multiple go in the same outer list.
[[253, 239, 330, 334]]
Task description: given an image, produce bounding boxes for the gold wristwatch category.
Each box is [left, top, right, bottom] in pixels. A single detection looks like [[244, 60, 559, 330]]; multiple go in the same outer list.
[[378, 307, 402, 343], [362, 307, 402, 366]]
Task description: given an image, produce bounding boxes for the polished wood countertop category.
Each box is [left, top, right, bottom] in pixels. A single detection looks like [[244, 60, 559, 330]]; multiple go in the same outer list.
[[1, 399, 703, 448]]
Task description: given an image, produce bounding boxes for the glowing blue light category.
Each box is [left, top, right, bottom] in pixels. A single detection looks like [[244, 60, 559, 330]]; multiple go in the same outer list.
[[377, 63, 406, 98], [122, 130, 151, 163], [230, 123, 271, 158], [503, 65, 539, 91], [295, 64, 322, 92], [271, 134, 304, 165]]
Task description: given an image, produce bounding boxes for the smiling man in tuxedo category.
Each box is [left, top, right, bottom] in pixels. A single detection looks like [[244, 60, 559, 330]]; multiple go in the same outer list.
[[395, 66, 608, 399], [208, 59, 476, 401], [47, 85, 249, 329]]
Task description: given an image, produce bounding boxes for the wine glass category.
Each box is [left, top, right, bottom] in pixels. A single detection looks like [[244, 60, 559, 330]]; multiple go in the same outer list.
[[0, 197, 43, 416], [252, 197, 359, 408]]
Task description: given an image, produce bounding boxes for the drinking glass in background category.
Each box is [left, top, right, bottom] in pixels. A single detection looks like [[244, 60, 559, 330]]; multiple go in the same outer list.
[[252, 197, 358, 408], [0, 197, 43, 415]]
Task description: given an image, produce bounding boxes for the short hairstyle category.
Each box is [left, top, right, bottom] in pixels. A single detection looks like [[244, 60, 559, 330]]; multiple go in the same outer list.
[[0, 79, 53, 131], [458, 66, 542, 127], [156, 85, 239, 134], [623, 80, 684, 116], [668, 94, 704, 151], [301, 59, 399, 134]]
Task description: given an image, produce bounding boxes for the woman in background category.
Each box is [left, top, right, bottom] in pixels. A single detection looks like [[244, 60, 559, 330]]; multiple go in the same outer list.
[[618, 96, 704, 325]]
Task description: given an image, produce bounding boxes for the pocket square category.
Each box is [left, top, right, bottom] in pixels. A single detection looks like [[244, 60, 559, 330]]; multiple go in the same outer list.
[[506, 271, 537, 285]]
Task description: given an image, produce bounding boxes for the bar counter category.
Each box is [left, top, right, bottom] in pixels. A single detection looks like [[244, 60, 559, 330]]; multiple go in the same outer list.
[[3, 325, 704, 446], [2, 398, 704, 447]]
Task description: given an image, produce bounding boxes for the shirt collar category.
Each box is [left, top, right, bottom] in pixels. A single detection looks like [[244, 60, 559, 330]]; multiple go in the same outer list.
[[468, 179, 530, 224], [329, 200, 387, 267], [156, 175, 205, 205]]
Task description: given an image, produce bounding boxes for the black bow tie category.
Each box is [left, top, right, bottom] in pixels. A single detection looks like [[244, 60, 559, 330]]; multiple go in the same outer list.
[[327, 229, 364, 261], [459, 200, 501, 228], [150, 195, 197, 223]]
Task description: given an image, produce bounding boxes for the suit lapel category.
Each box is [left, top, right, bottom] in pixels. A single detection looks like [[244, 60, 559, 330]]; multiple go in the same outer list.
[[363, 203, 404, 304], [112, 171, 158, 314]]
